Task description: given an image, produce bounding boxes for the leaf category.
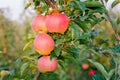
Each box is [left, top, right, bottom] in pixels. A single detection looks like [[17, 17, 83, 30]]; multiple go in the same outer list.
[[77, 32, 91, 39], [55, 39, 63, 47], [72, 1, 87, 12], [88, 59, 109, 80], [20, 62, 30, 76], [74, 20, 90, 32], [112, 0, 120, 8], [23, 40, 33, 51], [22, 56, 34, 61], [108, 69, 115, 78], [84, 1, 103, 8], [38, 73, 59, 80], [118, 65, 120, 76], [80, 15, 89, 21], [78, 1, 87, 11], [93, 74, 105, 80], [34, 1, 40, 6], [70, 22, 81, 39], [109, 46, 120, 53], [88, 49, 100, 57], [15, 58, 22, 67], [25, 3, 31, 9], [58, 60, 66, 71], [54, 47, 62, 57], [93, 7, 106, 14], [63, 45, 80, 58]]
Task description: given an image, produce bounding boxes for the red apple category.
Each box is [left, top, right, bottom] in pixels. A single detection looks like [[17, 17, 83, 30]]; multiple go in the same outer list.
[[37, 56, 58, 73], [34, 33, 55, 55], [82, 63, 89, 70], [46, 13, 69, 33], [32, 15, 47, 33], [88, 69, 96, 77]]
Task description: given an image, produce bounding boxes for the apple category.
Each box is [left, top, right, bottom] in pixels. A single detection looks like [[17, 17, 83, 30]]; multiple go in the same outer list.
[[37, 56, 58, 73], [34, 33, 55, 55], [82, 63, 89, 70], [32, 15, 47, 33], [46, 13, 69, 33], [88, 69, 96, 77]]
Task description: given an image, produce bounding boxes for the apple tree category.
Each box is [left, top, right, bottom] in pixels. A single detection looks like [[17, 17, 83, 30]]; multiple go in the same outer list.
[[1, 0, 120, 80]]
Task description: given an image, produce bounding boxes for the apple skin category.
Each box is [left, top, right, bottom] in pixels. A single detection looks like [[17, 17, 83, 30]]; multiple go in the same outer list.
[[32, 15, 47, 33], [37, 56, 58, 73], [46, 13, 69, 33], [34, 33, 55, 55], [88, 69, 96, 77], [82, 63, 89, 70]]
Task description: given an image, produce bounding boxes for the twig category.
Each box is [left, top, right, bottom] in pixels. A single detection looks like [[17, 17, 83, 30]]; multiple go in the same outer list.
[[46, 0, 58, 9], [100, 0, 120, 41], [34, 72, 41, 80]]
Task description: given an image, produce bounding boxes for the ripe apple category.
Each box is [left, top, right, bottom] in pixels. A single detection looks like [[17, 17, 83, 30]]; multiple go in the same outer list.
[[88, 69, 96, 77], [82, 63, 89, 70], [32, 15, 47, 33], [34, 33, 55, 55], [37, 56, 58, 73], [46, 13, 69, 33]]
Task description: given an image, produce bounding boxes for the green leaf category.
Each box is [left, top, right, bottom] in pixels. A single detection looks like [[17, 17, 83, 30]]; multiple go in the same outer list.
[[74, 20, 90, 32], [112, 0, 120, 8], [63, 45, 80, 58], [80, 15, 89, 21], [15, 58, 22, 67], [118, 65, 120, 76], [25, 3, 31, 9], [109, 46, 120, 53], [88, 49, 100, 57], [78, 1, 87, 11], [93, 7, 106, 14], [108, 69, 115, 78], [34, 1, 40, 6], [23, 40, 33, 51], [84, 1, 103, 8], [55, 39, 63, 47], [105, 0, 109, 3], [54, 47, 62, 57], [58, 60, 66, 71], [88, 59, 114, 80], [93, 74, 105, 80], [77, 32, 91, 39], [20, 62, 30, 76], [70, 22, 81, 39], [38, 73, 59, 80], [88, 59, 109, 80]]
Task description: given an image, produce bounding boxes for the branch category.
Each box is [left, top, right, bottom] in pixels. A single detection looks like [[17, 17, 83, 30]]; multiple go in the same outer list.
[[100, 0, 120, 41], [34, 72, 41, 80], [46, 0, 58, 9]]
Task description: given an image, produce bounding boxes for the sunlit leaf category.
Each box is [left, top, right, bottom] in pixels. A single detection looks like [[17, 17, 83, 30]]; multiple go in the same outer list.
[[20, 62, 30, 75], [23, 40, 33, 51], [112, 0, 120, 8], [25, 3, 31, 9]]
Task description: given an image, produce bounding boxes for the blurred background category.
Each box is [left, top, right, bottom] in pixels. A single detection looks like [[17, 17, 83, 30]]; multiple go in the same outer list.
[[0, 0, 36, 69]]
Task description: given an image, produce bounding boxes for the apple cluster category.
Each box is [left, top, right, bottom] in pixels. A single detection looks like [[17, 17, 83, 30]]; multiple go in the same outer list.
[[32, 13, 69, 73]]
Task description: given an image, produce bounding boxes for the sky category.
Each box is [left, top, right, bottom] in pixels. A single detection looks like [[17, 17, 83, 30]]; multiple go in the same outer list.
[[0, 0, 25, 21], [0, 0, 120, 21]]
